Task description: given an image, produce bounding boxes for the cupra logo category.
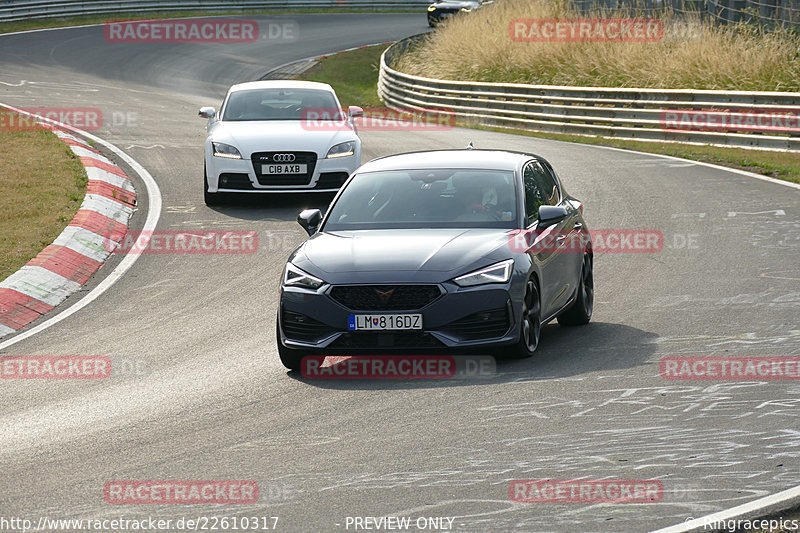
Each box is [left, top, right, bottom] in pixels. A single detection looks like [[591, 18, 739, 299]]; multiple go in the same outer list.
[[374, 288, 395, 304]]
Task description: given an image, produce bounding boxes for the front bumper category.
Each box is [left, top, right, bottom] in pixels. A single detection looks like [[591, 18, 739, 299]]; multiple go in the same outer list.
[[278, 281, 521, 354], [206, 151, 358, 193]]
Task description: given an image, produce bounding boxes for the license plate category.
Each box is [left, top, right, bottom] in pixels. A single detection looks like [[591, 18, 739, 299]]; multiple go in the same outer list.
[[348, 314, 423, 331], [263, 163, 307, 175]]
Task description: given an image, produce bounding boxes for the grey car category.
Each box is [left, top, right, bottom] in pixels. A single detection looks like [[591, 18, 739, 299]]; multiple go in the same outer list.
[[276, 149, 593, 371]]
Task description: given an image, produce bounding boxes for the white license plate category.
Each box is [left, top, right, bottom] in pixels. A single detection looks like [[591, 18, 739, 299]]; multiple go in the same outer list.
[[263, 163, 307, 175], [348, 314, 423, 331]]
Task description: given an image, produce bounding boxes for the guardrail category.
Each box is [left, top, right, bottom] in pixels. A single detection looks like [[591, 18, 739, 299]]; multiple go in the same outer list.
[[378, 35, 800, 151], [0, 0, 428, 22]]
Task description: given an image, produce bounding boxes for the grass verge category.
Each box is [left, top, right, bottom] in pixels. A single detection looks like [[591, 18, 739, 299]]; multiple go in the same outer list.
[[300, 46, 385, 109], [0, 110, 87, 282], [0, 8, 415, 35], [397, 0, 800, 91], [301, 44, 800, 184]]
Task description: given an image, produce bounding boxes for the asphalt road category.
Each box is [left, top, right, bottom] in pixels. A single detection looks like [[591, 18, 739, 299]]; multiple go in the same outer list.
[[1, 13, 799, 533]]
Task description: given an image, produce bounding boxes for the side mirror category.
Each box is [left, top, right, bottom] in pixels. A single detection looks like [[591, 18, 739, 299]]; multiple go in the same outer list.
[[537, 205, 568, 226], [298, 209, 323, 236], [348, 106, 364, 118], [198, 107, 216, 119]]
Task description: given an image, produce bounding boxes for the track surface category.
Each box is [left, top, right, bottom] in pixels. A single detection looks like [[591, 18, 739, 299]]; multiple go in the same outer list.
[[1, 14, 799, 533]]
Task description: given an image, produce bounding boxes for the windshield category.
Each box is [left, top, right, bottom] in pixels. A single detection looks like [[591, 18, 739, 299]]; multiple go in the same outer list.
[[323, 169, 518, 231], [222, 88, 341, 121]]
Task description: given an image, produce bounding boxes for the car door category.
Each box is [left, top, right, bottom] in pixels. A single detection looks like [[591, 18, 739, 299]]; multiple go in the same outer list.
[[523, 160, 575, 317]]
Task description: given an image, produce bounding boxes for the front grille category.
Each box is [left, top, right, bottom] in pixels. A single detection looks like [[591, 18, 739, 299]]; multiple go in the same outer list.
[[329, 285, 442, 311], [218, 173, 254, 190], [439, 306, 511, 341], [281, 310, 337, 343], [252, 151, 317, 186], [315, 172, 349, 189], [329, 331, 444, 350]]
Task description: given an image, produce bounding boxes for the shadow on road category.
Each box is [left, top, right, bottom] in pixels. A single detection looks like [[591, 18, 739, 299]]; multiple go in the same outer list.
[[285, 322, 658, 390], [206, 193, 335, 223]]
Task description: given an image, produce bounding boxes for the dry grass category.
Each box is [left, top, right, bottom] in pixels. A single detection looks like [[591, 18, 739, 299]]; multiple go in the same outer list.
[[0, 111, 87, 281], [397, 0, 800, 90]]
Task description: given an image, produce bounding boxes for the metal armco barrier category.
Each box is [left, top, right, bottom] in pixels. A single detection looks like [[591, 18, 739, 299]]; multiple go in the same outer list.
[[0, 1, 428, 22], [378, 35, 800, 151]]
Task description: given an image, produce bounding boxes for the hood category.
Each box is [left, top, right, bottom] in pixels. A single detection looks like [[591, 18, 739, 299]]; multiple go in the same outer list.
[[293, 228, 511, 284], [209, 120, 357, 157]]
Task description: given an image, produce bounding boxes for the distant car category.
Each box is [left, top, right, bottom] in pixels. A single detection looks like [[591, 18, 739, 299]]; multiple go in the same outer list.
[[276, 149, 593, 371], [199, 80, 363, 205], [427, 0, 487, 27]]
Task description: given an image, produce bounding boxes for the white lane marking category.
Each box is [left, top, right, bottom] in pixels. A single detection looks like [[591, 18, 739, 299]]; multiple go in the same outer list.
[[165, 205, 197, 214], [580, 144, 800, 191], [671, 213, 706, 219], [0, 80, 101, 92], [727, 209, 787, 217], [125, 144, 165, 150], [0, 102, 162, 350]]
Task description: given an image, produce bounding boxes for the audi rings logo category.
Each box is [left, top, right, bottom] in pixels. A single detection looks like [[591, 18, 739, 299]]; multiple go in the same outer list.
[[272, 153, 295, 162]]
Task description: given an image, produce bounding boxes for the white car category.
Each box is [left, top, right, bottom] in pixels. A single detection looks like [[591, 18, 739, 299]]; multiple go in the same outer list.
[[199, 80, 363, 205]]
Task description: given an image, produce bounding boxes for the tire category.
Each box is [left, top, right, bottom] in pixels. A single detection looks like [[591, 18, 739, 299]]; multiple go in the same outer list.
[[276, 317, 304, 371], [497, 277, 541, 359], [204, 164, 220, 206], [557, 251, 593, 326]]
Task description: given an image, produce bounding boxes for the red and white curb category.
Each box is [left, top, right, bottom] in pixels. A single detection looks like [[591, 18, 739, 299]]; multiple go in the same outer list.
[[0, 126, 136, 338]]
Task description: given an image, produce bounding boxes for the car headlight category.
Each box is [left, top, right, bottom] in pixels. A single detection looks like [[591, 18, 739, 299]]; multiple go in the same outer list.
[[461, 7, 472, 11], [453, 259, 514, 287], [283, 263, 325, 290], [212, 142, 242, 159], [326, 141, 356, 159], [428, 5, 437, 10]]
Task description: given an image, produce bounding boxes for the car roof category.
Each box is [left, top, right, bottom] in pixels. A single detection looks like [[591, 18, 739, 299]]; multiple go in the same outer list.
[[357, 149, 540, 173], [227, 80, 335, 93]]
